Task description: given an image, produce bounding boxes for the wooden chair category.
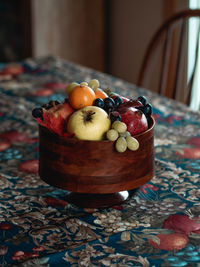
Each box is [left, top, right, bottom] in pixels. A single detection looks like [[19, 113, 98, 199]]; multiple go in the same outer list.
[[137, 9, 200, 105]]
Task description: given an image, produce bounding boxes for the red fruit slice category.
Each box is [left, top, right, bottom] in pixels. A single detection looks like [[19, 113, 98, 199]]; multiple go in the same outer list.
[[18, 159, 39, 173], [148, 233, 188, 251], [42, 102, 74, 135], [163, 214, 200, 235], [121, 96, 129, 103]]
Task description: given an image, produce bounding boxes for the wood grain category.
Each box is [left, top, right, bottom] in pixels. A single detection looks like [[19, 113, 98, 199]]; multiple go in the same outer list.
[[39, 117, 155, 194]]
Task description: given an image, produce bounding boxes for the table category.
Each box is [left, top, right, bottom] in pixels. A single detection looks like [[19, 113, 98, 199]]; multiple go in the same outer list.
[[0, 56, 200, 267]]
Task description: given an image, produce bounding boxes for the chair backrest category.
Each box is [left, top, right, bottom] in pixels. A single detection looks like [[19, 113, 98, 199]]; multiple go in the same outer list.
[[137, 9, 200, 105]]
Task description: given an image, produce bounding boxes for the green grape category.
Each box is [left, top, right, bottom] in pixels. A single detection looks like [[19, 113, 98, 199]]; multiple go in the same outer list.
[[120, 131, 131, 137], [112, 121, 127, 133], [88, 79, 100, 90], [106, 129, 119, 141], [80, 81, 88, 86], [126, 136, 139, 151], [66, 82, 79, 95], [115, 137, 127, 152]]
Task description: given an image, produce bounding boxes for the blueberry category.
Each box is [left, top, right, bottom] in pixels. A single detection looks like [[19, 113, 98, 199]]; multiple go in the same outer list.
[[104, 107, 113, 114], [110, 111, 121, 123], [135, 106, 145, 113], [137, 96, 147, 105], [114, 96, 123, 107], [144, 103, 152, 116], [93, 98, 104, 109], [32, 108, 43, 118], [104, 97, 115, 110]]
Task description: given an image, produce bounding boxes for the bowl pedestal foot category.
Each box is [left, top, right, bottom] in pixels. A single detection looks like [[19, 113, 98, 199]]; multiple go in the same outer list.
[[65, 190, 134, 208]]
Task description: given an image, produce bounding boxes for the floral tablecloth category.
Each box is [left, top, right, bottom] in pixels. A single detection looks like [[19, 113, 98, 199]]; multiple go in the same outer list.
[[0, 56, 200, 267]]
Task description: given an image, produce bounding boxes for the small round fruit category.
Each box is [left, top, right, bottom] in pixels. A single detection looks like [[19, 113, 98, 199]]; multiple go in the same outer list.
[[93, 98, 104, 109], [95, 89, 108, 99], [66, 82, 79, 95], [112, 121, 127, 133], [88, 79, 100, 90], [69, 85, 96, 109], [114, 96, 123, 107], [126, 136, 139, 151], [120, 131, 131, 138], [144, 103, 152, 116], [32, 108, 43, 118], [80, 82, 88, 86], [115, 137, 127, 152], [135, 105, 145, 113], [106, 129, 119, 141], [110, 111, 121, 123], [104, 97, 115, 112], [67, 106, 111, 140], [137, 96, 147, 105]]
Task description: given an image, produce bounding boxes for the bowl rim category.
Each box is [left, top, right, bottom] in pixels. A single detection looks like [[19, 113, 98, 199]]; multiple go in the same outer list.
[[39, 116, 155, 144]]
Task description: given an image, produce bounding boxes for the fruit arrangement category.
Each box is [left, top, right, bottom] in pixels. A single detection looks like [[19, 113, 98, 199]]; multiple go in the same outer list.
[[32, 79, 153, 152]]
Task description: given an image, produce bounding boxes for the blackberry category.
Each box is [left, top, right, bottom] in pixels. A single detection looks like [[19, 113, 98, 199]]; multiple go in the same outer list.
[[93, 98, 104, 109], [114, 96, 123, 107], [144, 103, 152, 116], [110, 111, 121, 123], [137, 96, 147, 106], [104, 97, 115, 113], [32, 108, 43, 119]]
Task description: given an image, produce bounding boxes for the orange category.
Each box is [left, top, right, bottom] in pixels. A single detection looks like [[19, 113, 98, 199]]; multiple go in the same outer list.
[[69, 85, 96, 109], [95, 89, 108, 99]]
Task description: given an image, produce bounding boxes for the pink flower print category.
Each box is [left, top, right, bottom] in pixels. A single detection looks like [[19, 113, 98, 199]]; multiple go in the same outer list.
[[0, 140, 11, 152], [44, 197, 68, 207], [139, 184, 159, 194], [43, 82, 66, 90], [0, 131, 29, 143], [175, 147, 200, 159], [30, 88, 53, 96], [148, 232, 188, 251], [0, 246, 8, 256], [18, 159, 39, 173], [163, 214, 200, 235], [0, 223, 12, 230], [32, 246, 45, 252]]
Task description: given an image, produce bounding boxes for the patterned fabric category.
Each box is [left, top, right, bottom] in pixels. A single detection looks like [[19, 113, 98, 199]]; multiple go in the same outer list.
[[0, 56, 200, 267]]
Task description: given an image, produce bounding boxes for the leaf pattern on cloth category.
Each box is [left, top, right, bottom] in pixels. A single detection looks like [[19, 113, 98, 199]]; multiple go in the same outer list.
[[0, 56, 199, 266]]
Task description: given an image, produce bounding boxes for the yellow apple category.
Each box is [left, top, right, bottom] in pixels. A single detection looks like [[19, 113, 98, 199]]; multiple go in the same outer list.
[[67, 106, 111, 140]]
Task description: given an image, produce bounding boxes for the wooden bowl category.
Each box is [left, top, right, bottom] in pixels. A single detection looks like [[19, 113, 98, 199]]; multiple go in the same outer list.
[[39, 118, 155, 207]]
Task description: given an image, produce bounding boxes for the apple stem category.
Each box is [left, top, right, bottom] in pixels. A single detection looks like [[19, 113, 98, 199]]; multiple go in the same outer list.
[[82, 110, 96, 123]]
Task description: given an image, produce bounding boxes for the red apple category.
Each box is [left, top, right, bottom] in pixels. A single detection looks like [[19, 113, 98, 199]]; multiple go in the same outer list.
[[118, 99, 143, 109], [119, 107, 148, 136]]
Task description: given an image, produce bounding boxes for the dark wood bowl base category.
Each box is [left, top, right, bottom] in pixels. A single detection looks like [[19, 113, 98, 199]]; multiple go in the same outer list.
[[39, 118, 155, 208], [65, 190, 136, 208]]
